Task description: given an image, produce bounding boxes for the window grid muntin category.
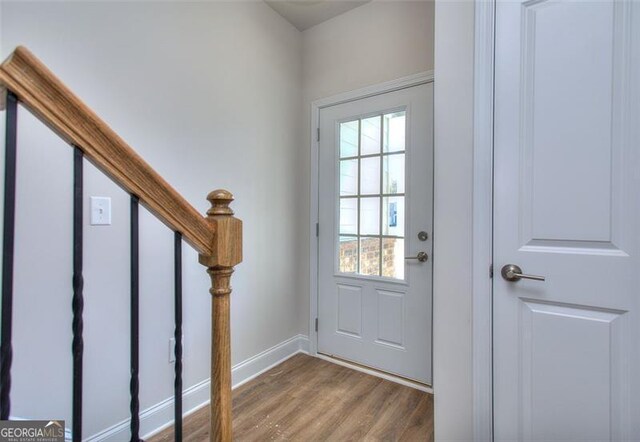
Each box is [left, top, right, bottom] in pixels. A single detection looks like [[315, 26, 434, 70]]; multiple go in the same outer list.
[[339, 193, 406, 199], [341, 151, 405, 161], [338, 111, 406, 279], [378, 115, 383, 276]]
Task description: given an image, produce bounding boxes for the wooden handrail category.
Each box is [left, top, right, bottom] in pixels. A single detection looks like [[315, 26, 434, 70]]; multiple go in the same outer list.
[[0, 46, 242, 441], [0, 46, 214, 255]]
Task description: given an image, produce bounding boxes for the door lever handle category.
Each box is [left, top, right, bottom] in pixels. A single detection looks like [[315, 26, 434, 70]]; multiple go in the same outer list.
[[405, 252, 428, 262], [501, 264, 545, 282]]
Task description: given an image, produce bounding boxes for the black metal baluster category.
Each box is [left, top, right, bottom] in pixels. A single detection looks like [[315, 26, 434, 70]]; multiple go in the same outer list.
[[130, 196, 140, 442], [1, 91, 18, 420], [173, 232, 182, 442], [72, 147, 84, 441]]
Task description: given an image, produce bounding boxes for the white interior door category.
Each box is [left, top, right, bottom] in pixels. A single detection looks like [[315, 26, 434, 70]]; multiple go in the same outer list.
[[317, 83, 433, 384], [493, 1, 640, 440]]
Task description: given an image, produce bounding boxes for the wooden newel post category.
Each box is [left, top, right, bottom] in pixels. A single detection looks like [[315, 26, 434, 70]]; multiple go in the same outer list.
[[198, 190, 242, 442]]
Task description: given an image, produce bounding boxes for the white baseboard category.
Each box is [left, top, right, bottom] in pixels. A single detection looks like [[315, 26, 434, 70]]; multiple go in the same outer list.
[[230, 334, 309, 390], [84, 377, 212, 442], [84, 334, 309, 442]]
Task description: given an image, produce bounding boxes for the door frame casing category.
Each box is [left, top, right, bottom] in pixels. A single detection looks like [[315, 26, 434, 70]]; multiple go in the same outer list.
[[308, 71, 434, 358], [473, 0, 496, 440]]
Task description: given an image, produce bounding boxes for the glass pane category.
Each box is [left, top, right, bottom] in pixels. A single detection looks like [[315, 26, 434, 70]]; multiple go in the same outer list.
[[361, 116, 381, 155], [340, 120, 359, 158], [340, 159, 358, 196], [383, 154, 405, 194], [382, 238, 405, 279], [339, 198, 358, 235], [383, 111, 406, 153], [360, 156, 380, 195], [359, 237, 380, 276], [360, 197, 380, 235], [382, 196, 404, 237], [339, 236, 358, 273]]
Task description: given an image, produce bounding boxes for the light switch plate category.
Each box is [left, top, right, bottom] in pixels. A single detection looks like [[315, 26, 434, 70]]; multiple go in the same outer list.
[[90, 197, 111, 225]]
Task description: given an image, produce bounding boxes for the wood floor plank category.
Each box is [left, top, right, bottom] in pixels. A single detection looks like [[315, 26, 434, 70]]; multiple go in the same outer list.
[[149, 354, 433, 442], [279, 366, 378, 440], [362, 383, 425, 441], [398, 394, 434, 442], [324, 376, 403, 441], [233, 355, 325, 437]]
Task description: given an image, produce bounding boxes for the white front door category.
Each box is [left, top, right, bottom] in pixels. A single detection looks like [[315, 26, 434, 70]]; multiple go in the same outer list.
[[317, 83, 433, 384], [493, 1, 640, 439]]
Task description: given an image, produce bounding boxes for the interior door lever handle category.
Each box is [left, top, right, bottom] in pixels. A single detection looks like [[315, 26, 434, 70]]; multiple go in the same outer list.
[[405, 252, 428, 262], [501, 264, 545, 282]]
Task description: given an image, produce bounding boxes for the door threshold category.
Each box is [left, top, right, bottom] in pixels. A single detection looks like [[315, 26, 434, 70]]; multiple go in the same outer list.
[[316, 352, 433, 394]]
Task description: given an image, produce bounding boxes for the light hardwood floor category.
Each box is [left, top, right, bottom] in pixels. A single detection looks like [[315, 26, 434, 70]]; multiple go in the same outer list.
[[150, 353, 433, 442]]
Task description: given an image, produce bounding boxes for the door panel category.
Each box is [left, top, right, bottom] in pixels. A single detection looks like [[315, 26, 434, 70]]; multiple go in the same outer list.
[[376, 289, 404, 348], [521, 0, 617, 244], [494, 0, 640, 440], [337, 284, 362, 337], [318, 83, 433, 384], [519, 300, 628, 442]]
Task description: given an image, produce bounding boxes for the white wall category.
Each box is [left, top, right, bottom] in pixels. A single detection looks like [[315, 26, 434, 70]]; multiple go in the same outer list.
[[433, 0, 475, 440], [1, 1, 302, 438], [299, 0, 435, 335]]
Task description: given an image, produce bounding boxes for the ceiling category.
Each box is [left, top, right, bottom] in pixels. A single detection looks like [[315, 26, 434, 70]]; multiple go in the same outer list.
[[264, 0, 372, 31]]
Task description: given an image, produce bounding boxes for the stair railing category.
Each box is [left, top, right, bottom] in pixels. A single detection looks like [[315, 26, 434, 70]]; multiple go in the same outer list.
[[0, 46, 242, 442]]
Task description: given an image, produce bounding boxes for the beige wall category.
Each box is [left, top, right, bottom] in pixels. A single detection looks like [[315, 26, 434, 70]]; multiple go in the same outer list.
[[0, 0, 445, 437], [303, 0, 435, 102], [1, 1, 302, 437], [299, 0, 435, 335]]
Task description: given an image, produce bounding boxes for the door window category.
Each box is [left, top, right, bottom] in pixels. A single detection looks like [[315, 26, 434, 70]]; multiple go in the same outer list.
[[338, 111, 406, 279]]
